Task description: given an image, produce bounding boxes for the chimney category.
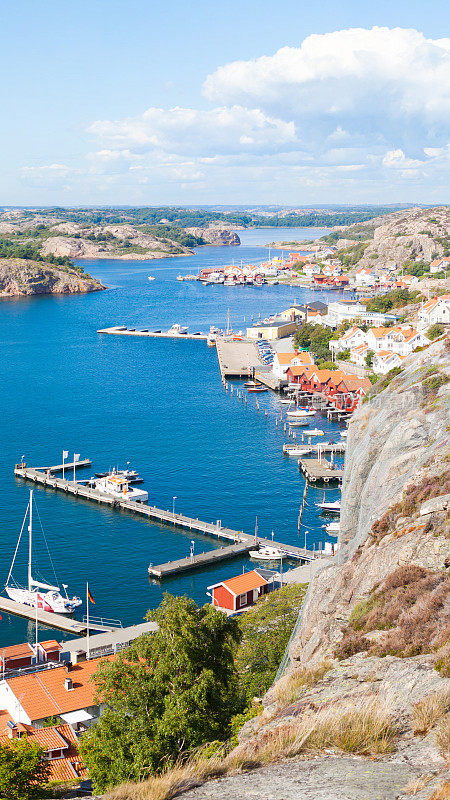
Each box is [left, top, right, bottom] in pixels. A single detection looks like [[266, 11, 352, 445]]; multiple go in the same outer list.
[[64, 677, 73, 691], [65, 661, 72, 673], [7, 721, 18, 739]]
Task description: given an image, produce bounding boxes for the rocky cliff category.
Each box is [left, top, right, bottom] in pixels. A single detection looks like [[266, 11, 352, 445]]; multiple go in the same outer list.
[[40, 224, 195, 260], [174, 338, 450, 800], [0, 258, 105, 296], [185, 226, 240, 246]]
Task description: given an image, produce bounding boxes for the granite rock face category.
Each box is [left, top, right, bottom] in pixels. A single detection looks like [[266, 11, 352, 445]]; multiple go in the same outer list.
[[185, 226, 240, 245], [356, 206, 450, 267], [0, 258, 105, 296]]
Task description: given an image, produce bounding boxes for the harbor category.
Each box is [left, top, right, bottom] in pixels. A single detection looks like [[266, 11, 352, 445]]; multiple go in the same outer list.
[[97, 325, 208, 340], [0, 596, 117, 634], [298, 457, 344, 483]]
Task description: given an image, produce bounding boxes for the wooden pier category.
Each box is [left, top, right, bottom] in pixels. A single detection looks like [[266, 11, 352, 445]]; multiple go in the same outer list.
[[0, 597, 117, 635], [283, 442, 346, 455], [148, 542, 253, 578], [298, 457, 344, 484], [14, 461, 322, 578], [98, 326, 207, 341]]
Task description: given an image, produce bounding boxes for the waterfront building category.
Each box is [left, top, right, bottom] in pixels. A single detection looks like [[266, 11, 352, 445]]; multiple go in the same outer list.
[[272, 351, 314, 380], [246, 318, 299, 341], [0, 640, 61, 674], [207, 569, 279, 615], [60, 621, 158, 663], [326, 301, 399, 327]]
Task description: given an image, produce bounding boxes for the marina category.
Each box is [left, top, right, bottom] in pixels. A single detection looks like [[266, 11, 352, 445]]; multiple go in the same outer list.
[[299, 457, 344, 483], [0, 596, 117, 634], [97, 325, 208, 340]]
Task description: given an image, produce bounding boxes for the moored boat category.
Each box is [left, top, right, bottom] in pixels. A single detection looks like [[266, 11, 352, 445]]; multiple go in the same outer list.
[[5, 490, 82, 614], [286, 407, 316, 418], [249, 545, 284, 561]]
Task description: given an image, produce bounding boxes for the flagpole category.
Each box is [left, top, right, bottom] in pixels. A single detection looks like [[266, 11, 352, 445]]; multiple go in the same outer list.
[[62, 451, 65, 481], [35, 594, 39, 662], [86, 582, 90, 661]]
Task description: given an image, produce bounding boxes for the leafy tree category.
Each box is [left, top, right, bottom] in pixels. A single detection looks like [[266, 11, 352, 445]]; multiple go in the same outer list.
[[427, 324, 444, 340], [339, 349, 351, 361], [80, 594, 244, 791], [294, 323, 335, 362], [365, 288, 421, 312], [365, 349, 375, 367], [0, 739, 49, 800], [235, 584, 306, 702]]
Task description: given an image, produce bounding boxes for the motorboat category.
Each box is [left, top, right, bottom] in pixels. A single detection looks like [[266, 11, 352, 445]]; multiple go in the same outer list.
[[5, 490, 82, 614], [94, 465, 143, 484], [287, 418, 310, 427], [176, 275, 184, 281], [92, 473, 148, 503], [247, 384, 268, 392], [325, 521, 340, 536], [168, 324, 188, 335], [279, 398, 294, 405], [285, 446, 311, 457], [147, 276, 156, 281], [249, 545, 284, 561], [207, 334, 216, 347], [304, 428, 324, 437], [316, 497, 341, 514], [286, 407, 316, 418], [340, 430, 348, 438]]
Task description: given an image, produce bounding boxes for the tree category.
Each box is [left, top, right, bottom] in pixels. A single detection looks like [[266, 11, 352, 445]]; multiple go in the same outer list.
[[0, 739, 49, 800], [80, 594, 244, 791], [235, 584, 306, 702], [427, 324, 444, 340], [294, 323, 335, 362], [365, 349, 375, 367]]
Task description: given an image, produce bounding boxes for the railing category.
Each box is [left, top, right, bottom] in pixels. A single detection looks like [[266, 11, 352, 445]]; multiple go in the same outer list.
[[2, 660, 61, 680], [82, 615, 123, 628]]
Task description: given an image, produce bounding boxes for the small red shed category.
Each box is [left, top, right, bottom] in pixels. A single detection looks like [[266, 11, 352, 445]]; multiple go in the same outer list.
[[208, 570, 270, 614]]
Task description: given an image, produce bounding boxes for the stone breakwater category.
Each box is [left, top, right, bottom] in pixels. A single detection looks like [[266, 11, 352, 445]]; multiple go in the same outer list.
[[0, 258, 105, 296]]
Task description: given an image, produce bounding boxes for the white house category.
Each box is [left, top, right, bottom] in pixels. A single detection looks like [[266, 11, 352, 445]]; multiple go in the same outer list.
[[430, 258, 450, 275], [350, 342, 370, 367], [418, 295, 450, 329], [329, 325, 367, 354], [372, 351, 405, 375], [354, 268, 378, 287], [326, 301, 398, 328], [272, 351, 314, 380], [366, 325, 428, 356]]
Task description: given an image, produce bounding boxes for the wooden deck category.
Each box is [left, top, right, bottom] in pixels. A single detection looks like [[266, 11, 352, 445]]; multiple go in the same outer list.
[[0, 597, 117, 634], [98, 326, 207, 340], [298, 457, 344, 484]]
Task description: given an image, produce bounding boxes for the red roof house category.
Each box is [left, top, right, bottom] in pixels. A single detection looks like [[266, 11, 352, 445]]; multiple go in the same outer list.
[[207, 570, 272, 614]]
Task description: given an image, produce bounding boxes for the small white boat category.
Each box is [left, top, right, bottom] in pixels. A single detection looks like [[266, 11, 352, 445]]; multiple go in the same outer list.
[[325, 521, 340, 536], [317, 497, 341, 514], [305, 428, 324, 437], [207, 334, 216, 347], [340, 430, 348, 438], [249, 545, 284, 561], [168, 323, 188, 335], [284, 446, 311, 457], [148, 276, 156, 281], [286, 407, 316, 418], [5, 490, 82, 614], [279, 398, 294, 405], [288, 418, 310, 427], [176, 275, 184, 281]]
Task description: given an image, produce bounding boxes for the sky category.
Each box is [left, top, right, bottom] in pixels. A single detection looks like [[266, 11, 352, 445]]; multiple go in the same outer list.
[[1, 0, 449, 206]]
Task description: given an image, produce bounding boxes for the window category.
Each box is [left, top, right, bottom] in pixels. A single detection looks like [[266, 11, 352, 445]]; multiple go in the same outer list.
[[238, 593, 247, 606]]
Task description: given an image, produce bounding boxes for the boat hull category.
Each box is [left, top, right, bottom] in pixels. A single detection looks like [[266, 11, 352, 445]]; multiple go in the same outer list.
[[5, 586, 79, 614]]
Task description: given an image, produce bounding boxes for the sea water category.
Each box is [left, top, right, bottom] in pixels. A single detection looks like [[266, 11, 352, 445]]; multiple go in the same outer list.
[[0, 227, 343, 645]]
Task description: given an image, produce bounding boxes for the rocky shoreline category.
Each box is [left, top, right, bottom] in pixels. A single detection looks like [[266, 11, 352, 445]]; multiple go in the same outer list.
[[0, 258, 106, 297]]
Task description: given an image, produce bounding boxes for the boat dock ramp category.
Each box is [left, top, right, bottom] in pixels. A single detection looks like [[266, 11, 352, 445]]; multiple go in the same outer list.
[[14, 460, 322, 581], [0, 596, 118, 635], [98, 325, 207, 341]]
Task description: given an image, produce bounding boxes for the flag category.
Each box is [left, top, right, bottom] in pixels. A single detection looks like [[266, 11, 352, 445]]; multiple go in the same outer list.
[[87, 586, 95, 604], [0, 613, 2, 620], [62, 450, 68, 459], [74, 453, 80, 462]]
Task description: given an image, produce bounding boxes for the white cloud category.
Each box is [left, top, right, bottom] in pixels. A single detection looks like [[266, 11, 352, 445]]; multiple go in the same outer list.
[[382, 149, 425, 169], [87, 105, 297, 156]]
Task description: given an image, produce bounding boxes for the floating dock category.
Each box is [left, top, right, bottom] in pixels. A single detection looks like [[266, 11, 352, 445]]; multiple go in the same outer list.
[[14, 461, 322, 578], [283, 442, 346, 455], [98, 326, 207, 340], [0, 597, 117, 635], [298, 458, 344, 484], [216, 338, 262, 379], [148, 542, 253, 578]]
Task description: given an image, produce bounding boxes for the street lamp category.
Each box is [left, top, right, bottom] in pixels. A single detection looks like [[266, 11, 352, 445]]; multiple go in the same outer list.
[[190, 540, 195, 560], [304, 529, 309, 552], [172, 496, 177, 515]]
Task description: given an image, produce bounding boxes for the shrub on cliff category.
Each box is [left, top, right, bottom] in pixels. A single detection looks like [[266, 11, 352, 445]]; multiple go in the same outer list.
[[80, 594, 244, 791]]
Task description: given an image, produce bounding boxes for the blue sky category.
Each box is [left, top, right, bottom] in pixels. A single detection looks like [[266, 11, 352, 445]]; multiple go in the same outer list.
[[1, 0, 449, 205]]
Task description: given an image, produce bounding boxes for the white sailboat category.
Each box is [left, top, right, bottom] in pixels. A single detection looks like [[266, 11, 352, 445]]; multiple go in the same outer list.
[[5, 490, 82, 614]]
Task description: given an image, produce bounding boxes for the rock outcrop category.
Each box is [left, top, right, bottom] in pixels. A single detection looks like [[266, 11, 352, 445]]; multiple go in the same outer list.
[[355, 206, 450, 267], [185, 226, 240, 246], [0, 258, 105, 296], [41, 226, 195, 260]]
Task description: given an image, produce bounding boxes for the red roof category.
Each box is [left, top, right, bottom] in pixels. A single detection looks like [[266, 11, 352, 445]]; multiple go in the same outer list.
[[216, 570, 268, 596]]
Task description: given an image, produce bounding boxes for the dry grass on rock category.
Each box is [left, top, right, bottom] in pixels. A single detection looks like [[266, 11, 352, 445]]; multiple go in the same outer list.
[[411, 689, 450, 735], [427, 780, 450, 800], [435, 714, 450, 762], [272, 660, 332, 707]]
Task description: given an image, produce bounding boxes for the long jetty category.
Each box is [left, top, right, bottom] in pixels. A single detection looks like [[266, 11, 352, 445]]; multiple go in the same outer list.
[[14, 461, 321, 579], [98, 326, 207, 341], [298, 457, 344, 484]]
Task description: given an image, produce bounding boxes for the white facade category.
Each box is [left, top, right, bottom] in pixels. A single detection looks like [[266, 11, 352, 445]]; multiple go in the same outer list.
[[326, 302, 398, 328], [330, 326, 366, 353], [418, 296, 450, 329], [372, 351, 404, 375]]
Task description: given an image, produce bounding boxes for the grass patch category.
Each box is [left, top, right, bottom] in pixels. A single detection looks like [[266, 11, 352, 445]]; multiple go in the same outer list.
[[427, 781, 450, 800], [272, 660, 332, 707], [435, 715, 450, 761], [335, 565, 450, 660], [411, 689, 450, 735]]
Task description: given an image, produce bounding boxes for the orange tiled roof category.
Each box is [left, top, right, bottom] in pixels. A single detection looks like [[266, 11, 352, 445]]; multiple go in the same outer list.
[[292, 352, 315, 365], [39, 640, 61, 653], [275, 352, 297, 365], [287, 365, 317, 376], [0, 723, 88, 783], [6, 656, 113, 721], [222, 571, 268, 595], [0, 642, 33, 660], [369, 327, 389, 338], [337, 377, 372, 392], [341, 326, 362, 340]]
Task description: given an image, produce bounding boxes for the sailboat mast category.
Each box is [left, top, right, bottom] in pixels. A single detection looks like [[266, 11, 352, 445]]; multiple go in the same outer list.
[[28, 490, 33, 592]]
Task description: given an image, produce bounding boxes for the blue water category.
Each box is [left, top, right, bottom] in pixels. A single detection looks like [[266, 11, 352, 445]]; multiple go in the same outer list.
[[0, 226, 343, 646]]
